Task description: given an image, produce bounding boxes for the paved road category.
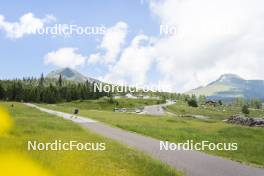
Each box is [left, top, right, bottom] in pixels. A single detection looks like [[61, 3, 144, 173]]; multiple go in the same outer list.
[[25, 103, 264, 176], [141, 101, 175, 116]]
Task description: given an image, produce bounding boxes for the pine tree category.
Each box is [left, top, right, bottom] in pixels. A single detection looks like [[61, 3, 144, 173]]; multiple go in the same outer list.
[[58, 74, 63, 87], [38, 73, 45, 102], [0, 77, 106, 103], [39, 73, 45, 87], [0, 83, 5, 100]]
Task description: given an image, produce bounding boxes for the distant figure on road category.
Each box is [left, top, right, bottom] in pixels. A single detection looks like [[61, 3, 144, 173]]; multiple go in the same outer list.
[[73, 109, 79, 119], [74, 108, 79, 115]]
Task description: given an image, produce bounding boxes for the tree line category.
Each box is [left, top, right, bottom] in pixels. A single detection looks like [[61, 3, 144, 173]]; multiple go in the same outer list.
[[0, 74, 107, 103]]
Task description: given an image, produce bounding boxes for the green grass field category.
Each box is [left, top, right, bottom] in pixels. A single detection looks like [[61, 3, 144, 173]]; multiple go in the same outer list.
[[167, 101, 264, 120], [40, 101, 264, 167], [0, 102, 181, 176], [54, 98, 163, 111]]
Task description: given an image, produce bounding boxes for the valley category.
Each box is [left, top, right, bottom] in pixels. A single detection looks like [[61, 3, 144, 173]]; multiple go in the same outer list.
[[1, 68, 264, 176]]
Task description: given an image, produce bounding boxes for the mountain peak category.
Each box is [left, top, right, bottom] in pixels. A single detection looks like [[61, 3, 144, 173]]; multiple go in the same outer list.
[[214, 73, 243, 84], [46, 67, 99, 83], [59, 67, 75, 77], [188, 73, 264, 101], [219, 73, 242, 79]]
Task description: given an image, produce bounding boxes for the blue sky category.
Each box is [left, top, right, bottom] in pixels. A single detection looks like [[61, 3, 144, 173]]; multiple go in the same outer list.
[[0, 0, 158, 79], [1, 0, 263, 92]]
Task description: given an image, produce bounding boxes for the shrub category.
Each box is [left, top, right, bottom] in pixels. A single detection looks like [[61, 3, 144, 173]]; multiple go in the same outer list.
[[242, 105, 250, 116], [188, 99, 198, 107]]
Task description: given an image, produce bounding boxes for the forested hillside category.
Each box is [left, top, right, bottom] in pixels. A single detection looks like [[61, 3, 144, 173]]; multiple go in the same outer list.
[[0, 74, 107, 103]]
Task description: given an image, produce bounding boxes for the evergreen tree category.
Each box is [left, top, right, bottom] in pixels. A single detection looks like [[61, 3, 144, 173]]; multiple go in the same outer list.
[[0, 77, 106, 103], [0, 83, 5, 100], [39, 73, 45, 87], [38, 73, 45, 102], [43, 84, 58, 103], [58, 74, 63, 87]]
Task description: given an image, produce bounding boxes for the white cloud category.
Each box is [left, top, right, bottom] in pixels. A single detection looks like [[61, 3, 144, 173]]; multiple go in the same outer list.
[[147, 0, 264, 91], [0, 12, 55, 39], [102, 35, 155, 85], [43, 21, 128, 73], [37, 0, 264, 93], [101, 0, 264, 92], [87, 21, 128, 64], [44, 48, 86, 69]]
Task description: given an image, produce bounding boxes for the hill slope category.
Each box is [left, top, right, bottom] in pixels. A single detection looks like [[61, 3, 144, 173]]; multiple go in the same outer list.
[[188, 74, 264, 101]]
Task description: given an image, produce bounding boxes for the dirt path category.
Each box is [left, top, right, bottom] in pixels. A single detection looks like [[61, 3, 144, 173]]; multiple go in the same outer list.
[[25, 103, 264, 176]]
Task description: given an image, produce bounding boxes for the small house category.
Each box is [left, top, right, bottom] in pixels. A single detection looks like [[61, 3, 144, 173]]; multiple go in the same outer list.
[[205, 100, 217, 107]]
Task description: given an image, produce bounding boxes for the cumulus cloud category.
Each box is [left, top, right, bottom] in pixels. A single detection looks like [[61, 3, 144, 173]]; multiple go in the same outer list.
[[44, 48, 86, 69], [38, 0, 264, 92], [103, 35, 155, 85], [103, 0, 264, 92], [147, 0, 264, 91], [43, 22, 128, 71], [87, 21, 128, 64], [0, 12, 55, 39]]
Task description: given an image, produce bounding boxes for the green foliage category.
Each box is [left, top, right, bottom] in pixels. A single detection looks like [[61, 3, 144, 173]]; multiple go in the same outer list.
[[0, 76, 107, 103], [58, 74, 63, 87], [233, 97, 262, 110], [250, 98, 262, 109], [168, 100, 264, 119], [187, 95, 198, 107], [188, 99, 198, 107], [233, 97, 246, 107], [108, 96, 115, 104], [0, 83, 5, 99], [53, 98, 161, 111], [242, 105, 250, 115], [39, 73, 45, 87], [198, 95, 206, 105]]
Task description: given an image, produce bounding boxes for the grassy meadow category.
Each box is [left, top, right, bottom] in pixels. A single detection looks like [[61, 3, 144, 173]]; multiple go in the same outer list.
[[167, 101, 264, 120], [52, 98, 163, 111], [0, 102, 181, 176], [40, 100, 264, 167]]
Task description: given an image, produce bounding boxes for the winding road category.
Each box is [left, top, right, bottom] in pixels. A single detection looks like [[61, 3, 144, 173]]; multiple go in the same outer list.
[[25, 103, 264, 176], [141, 100, 175, 115]]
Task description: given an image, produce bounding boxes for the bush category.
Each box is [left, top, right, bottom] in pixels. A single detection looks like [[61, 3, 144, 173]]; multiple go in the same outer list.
[[242, 105, 250, 116], [188, 99, 198, 107]]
